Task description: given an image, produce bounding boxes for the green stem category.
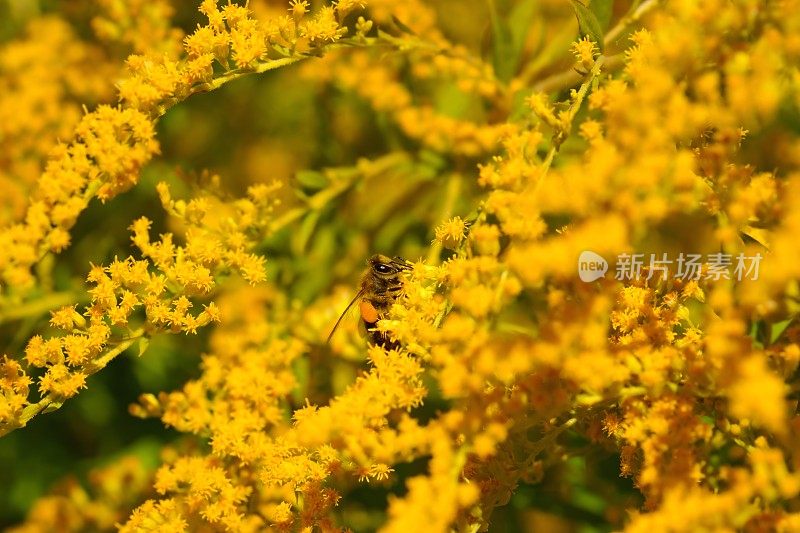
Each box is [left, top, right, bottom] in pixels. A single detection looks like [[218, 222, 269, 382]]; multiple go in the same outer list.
[[0, 292, 82, 325], [265, 153, 413, 239], [0, 328, 146, 438], [528, 0, 661, 95], [603, 0, 661, 47], [535, 56, 603, 190]]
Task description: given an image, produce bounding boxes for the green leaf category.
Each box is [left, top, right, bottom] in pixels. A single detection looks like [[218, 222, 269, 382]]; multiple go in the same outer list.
[[488, 0, 517, 82], [748, 319, 767, 349], [391, 15, 416, 35], [508, 0, 539, 50], [291, 211, 321, 255], [516, 23, 577, 86], [590, 0, 614, 33], [570, 0, 605, 51], [42, 399, 64, 414], [770, 318, 793, 344], [137, 337, 150, 357], [295, 170, 329, 191]]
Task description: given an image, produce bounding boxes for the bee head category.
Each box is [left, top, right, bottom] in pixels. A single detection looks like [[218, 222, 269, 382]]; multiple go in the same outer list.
[[369, 254, 409, 277]]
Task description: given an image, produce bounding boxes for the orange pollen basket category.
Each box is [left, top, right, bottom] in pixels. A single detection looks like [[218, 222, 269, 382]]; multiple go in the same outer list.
[[359, 300, 379, 323]]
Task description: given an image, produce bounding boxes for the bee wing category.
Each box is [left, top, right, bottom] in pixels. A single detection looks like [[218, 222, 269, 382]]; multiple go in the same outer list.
[[326, 288, 365, 344]]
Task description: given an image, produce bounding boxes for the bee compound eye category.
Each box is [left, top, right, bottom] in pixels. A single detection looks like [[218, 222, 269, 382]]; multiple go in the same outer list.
[[374, 263, 393, 274]]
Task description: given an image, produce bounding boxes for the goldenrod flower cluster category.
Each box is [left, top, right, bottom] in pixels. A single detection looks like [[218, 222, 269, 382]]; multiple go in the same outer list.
[[2, 0, 800, 531]]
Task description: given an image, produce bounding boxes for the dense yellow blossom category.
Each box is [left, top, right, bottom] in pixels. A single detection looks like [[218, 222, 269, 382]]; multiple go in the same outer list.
[[2, 0, 800, 531], [0, 17, 115, 225]]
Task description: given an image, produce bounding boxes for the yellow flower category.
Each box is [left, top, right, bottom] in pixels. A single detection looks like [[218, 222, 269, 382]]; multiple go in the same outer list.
[[571, 36, 598, 71], [290, 0, 309, 19], [434, 216, 467, 249]]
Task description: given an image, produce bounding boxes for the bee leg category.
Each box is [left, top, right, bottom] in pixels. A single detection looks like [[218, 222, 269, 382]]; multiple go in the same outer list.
[[362, 319, 399, 350]]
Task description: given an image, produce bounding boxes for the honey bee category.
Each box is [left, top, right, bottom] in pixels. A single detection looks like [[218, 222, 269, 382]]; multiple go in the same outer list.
[[327, 254, 411, 347]]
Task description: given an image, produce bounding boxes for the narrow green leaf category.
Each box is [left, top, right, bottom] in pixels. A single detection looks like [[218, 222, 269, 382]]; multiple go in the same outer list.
[[295, 170, 329, 191], [391, 15, 416, 35], [137, 337, 150, 357], [570, 0, 605, 51], [770, 318, 793, 344], [590, 0, 614, 32], [291, 211, 321, 255], [508, 0, 539, 49], [43, 399, 64, 414], [488, 0, 517, 82]]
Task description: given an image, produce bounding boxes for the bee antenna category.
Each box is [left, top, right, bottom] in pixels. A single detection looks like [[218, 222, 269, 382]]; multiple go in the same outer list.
[[391, 256, 411, 270], [326, 289, 365, 344]]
